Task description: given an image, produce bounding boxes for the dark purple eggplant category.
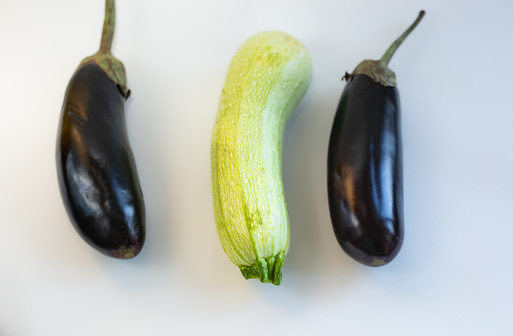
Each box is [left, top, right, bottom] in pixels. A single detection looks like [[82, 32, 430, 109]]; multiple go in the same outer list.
[[56, 0, 145, 259], [327, 11, 425, 266]]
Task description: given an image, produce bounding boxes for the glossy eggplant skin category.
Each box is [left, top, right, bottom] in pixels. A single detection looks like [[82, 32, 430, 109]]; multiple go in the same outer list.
[[327, 74, 403, 266], [56, 63, 145, 259]]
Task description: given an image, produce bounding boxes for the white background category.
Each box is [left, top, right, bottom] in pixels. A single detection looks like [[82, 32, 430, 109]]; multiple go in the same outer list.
[[0, 0, 512, 335]]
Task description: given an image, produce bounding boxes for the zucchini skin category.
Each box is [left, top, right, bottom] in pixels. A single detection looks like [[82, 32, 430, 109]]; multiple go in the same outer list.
[[211, 31, 312, 285], [56, 63, 145, 259], [327, 74, 403, 266]]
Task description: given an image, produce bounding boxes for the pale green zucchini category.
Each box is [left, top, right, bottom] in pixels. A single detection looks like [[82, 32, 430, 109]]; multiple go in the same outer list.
[[211, 31, 312, 285]]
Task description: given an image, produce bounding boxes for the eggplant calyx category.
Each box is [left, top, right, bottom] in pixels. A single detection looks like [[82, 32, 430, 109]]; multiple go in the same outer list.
[[344, 60, 396, 87], [342, 10, 425, 88], [78, 0, 130, 99], [79, 52, 130, 98]]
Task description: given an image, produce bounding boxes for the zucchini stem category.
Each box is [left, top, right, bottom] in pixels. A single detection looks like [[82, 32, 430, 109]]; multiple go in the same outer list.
[[380, 10, 425, 66], [99, 0, 115, 54]]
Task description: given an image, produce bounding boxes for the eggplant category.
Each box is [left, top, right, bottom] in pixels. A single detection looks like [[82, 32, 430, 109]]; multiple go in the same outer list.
[[327, 11, 425, 266], [56, 0, 145, 259]]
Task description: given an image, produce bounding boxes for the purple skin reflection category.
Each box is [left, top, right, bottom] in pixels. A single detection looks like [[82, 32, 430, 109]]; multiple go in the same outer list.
[[56, 63, 145, 259], [327, 74, 403, 266]]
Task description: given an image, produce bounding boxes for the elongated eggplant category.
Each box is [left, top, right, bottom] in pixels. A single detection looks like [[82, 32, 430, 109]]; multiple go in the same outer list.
[[327, 11, 425, 266], [56, 0, 145, 259]]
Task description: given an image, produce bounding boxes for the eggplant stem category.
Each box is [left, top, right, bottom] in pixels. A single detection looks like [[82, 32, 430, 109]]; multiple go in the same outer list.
[[380, 10, 425, 66], [78, 0, 128, 97], [99, 0, 115, 53]]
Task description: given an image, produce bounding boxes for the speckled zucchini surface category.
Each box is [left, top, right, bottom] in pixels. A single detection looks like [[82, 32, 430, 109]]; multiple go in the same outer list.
[[211, 31, 312, 285]]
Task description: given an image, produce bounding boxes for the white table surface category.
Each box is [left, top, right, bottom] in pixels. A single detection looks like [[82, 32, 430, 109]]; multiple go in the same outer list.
[[1, 0, 512, 335]]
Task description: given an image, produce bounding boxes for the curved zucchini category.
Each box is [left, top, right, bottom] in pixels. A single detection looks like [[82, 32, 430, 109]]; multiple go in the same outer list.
[[211, 31, 312, 285]]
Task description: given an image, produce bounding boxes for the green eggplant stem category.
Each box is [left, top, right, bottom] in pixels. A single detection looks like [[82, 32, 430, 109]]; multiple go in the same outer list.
[[99, 0, 115, 54], [79, 0, 129, 98], [381, 10, 425, 66]]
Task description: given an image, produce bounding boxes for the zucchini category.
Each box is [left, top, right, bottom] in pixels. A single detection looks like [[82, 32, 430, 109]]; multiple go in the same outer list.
[[211, 31, 312, 285]]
